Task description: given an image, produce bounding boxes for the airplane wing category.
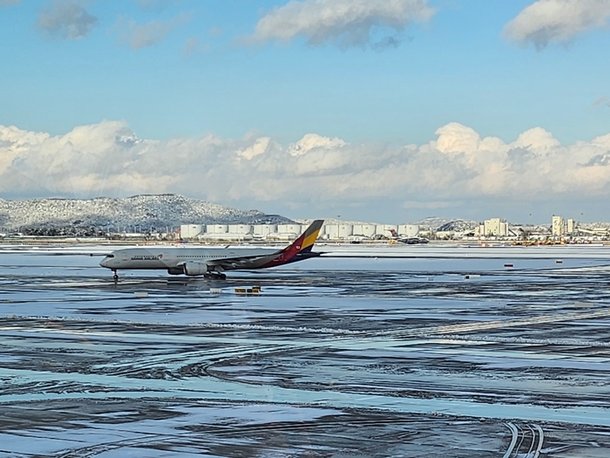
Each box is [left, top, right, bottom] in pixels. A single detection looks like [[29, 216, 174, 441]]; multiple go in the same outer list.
[[205, 251, 281, 271]]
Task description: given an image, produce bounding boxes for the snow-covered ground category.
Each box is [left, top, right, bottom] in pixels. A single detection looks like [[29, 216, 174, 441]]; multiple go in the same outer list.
[[1, 245, 610, 456]]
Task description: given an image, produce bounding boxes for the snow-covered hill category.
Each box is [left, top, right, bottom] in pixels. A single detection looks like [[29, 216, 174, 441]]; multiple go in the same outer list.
[[0, 194, 292, 233], [415, 217, 479, 232]]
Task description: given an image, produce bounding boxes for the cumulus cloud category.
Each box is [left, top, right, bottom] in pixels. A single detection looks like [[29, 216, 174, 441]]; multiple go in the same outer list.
[[38, 0, 97, 40], [513, 127, 560, 151], [434, 123, 482, 155], [238, 137, 272, 160], [2, 120, 610, 216], [505, 0, 610, 48], [288, 133, 347, 156], [249, 0, 435, 49]]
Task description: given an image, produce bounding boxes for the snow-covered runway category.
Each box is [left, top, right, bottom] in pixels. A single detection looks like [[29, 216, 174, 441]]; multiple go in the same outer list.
[[1, 245, 610, 456]]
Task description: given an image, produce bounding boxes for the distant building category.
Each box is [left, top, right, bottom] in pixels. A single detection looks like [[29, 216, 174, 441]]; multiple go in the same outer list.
[[275, 224, 302, 241], [207, 224, 228, 235], [180, 224, 203, 239], [566, 218, 576, 235], [476, 218, 508, 237], [227, 224, 252, 236], [324, 224, 353, 240], [352, 224, 376, 238], [485, 218, 508, 237], [397, 224, 420, 237], [252, 224, 277, 239], [375, 224, 397, 237], [551, 215, 564, 237]]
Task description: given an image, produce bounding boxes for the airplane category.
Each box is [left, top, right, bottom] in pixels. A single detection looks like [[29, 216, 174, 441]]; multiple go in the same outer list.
[[100, 220, 324, 281], [388, 228, 429, 244]]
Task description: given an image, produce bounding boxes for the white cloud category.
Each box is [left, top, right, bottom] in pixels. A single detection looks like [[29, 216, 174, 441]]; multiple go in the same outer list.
[[288, 133, 347, 156], [38, 0, 97, 40], [117, 13, 189, 49], [250, 0, 435, 49], [2, 120, 610, 215], [434, 123, 481, 155], [238, 137, 272, 160], [505, 0, 610, 48], [592, 133, 610, 147], [512, 127, 560, 152]]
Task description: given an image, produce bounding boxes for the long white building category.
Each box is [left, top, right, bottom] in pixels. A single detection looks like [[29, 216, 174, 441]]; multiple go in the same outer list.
[[178, 222, 422, 241]]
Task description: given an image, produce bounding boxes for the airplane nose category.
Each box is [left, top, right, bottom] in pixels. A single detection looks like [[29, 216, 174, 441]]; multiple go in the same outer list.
[[100, 255, 114, 268]]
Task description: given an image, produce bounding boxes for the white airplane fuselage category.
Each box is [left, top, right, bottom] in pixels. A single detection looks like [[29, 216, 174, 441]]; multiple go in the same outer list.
[[99, 219, 325, 279], [100, 247, 278, 271]]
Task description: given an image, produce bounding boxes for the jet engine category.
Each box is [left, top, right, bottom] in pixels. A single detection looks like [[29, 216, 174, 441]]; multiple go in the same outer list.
[[167, 261, 209, 276], [183, 261, 209, 276]]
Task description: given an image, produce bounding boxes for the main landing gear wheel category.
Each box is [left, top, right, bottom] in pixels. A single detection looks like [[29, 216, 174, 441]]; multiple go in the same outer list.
[[112, 270, 119, 282], [204, 272, 226, 280]]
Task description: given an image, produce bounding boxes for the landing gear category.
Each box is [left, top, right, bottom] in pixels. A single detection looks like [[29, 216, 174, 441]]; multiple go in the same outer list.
[[112, 270, 119, 282], [204, 271, 226, 280]]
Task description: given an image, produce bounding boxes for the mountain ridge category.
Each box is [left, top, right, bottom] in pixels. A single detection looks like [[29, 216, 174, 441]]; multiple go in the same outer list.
[[0, 194, 293, 234]]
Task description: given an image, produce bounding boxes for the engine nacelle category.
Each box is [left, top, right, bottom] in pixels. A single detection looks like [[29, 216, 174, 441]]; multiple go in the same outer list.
[[182, 261, 209, 276], [167, 267, 186, 275]]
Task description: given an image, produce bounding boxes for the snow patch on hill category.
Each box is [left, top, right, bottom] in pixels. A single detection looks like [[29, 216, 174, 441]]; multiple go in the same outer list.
[[0, 194, 292, 232]]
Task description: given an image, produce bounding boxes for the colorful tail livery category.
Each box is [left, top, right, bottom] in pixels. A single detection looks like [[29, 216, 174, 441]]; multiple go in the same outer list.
[[263, 219, 324, 267], [100, 219, 325, 280]]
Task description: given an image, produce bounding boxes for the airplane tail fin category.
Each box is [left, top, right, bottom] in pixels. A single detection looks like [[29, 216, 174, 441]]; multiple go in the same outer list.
[[270, 220, 324, 264], [294, 219, 324, 254]]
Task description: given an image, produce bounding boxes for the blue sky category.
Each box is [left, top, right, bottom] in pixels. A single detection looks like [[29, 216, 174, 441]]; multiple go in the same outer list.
[[1, 0, 610, 223]]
